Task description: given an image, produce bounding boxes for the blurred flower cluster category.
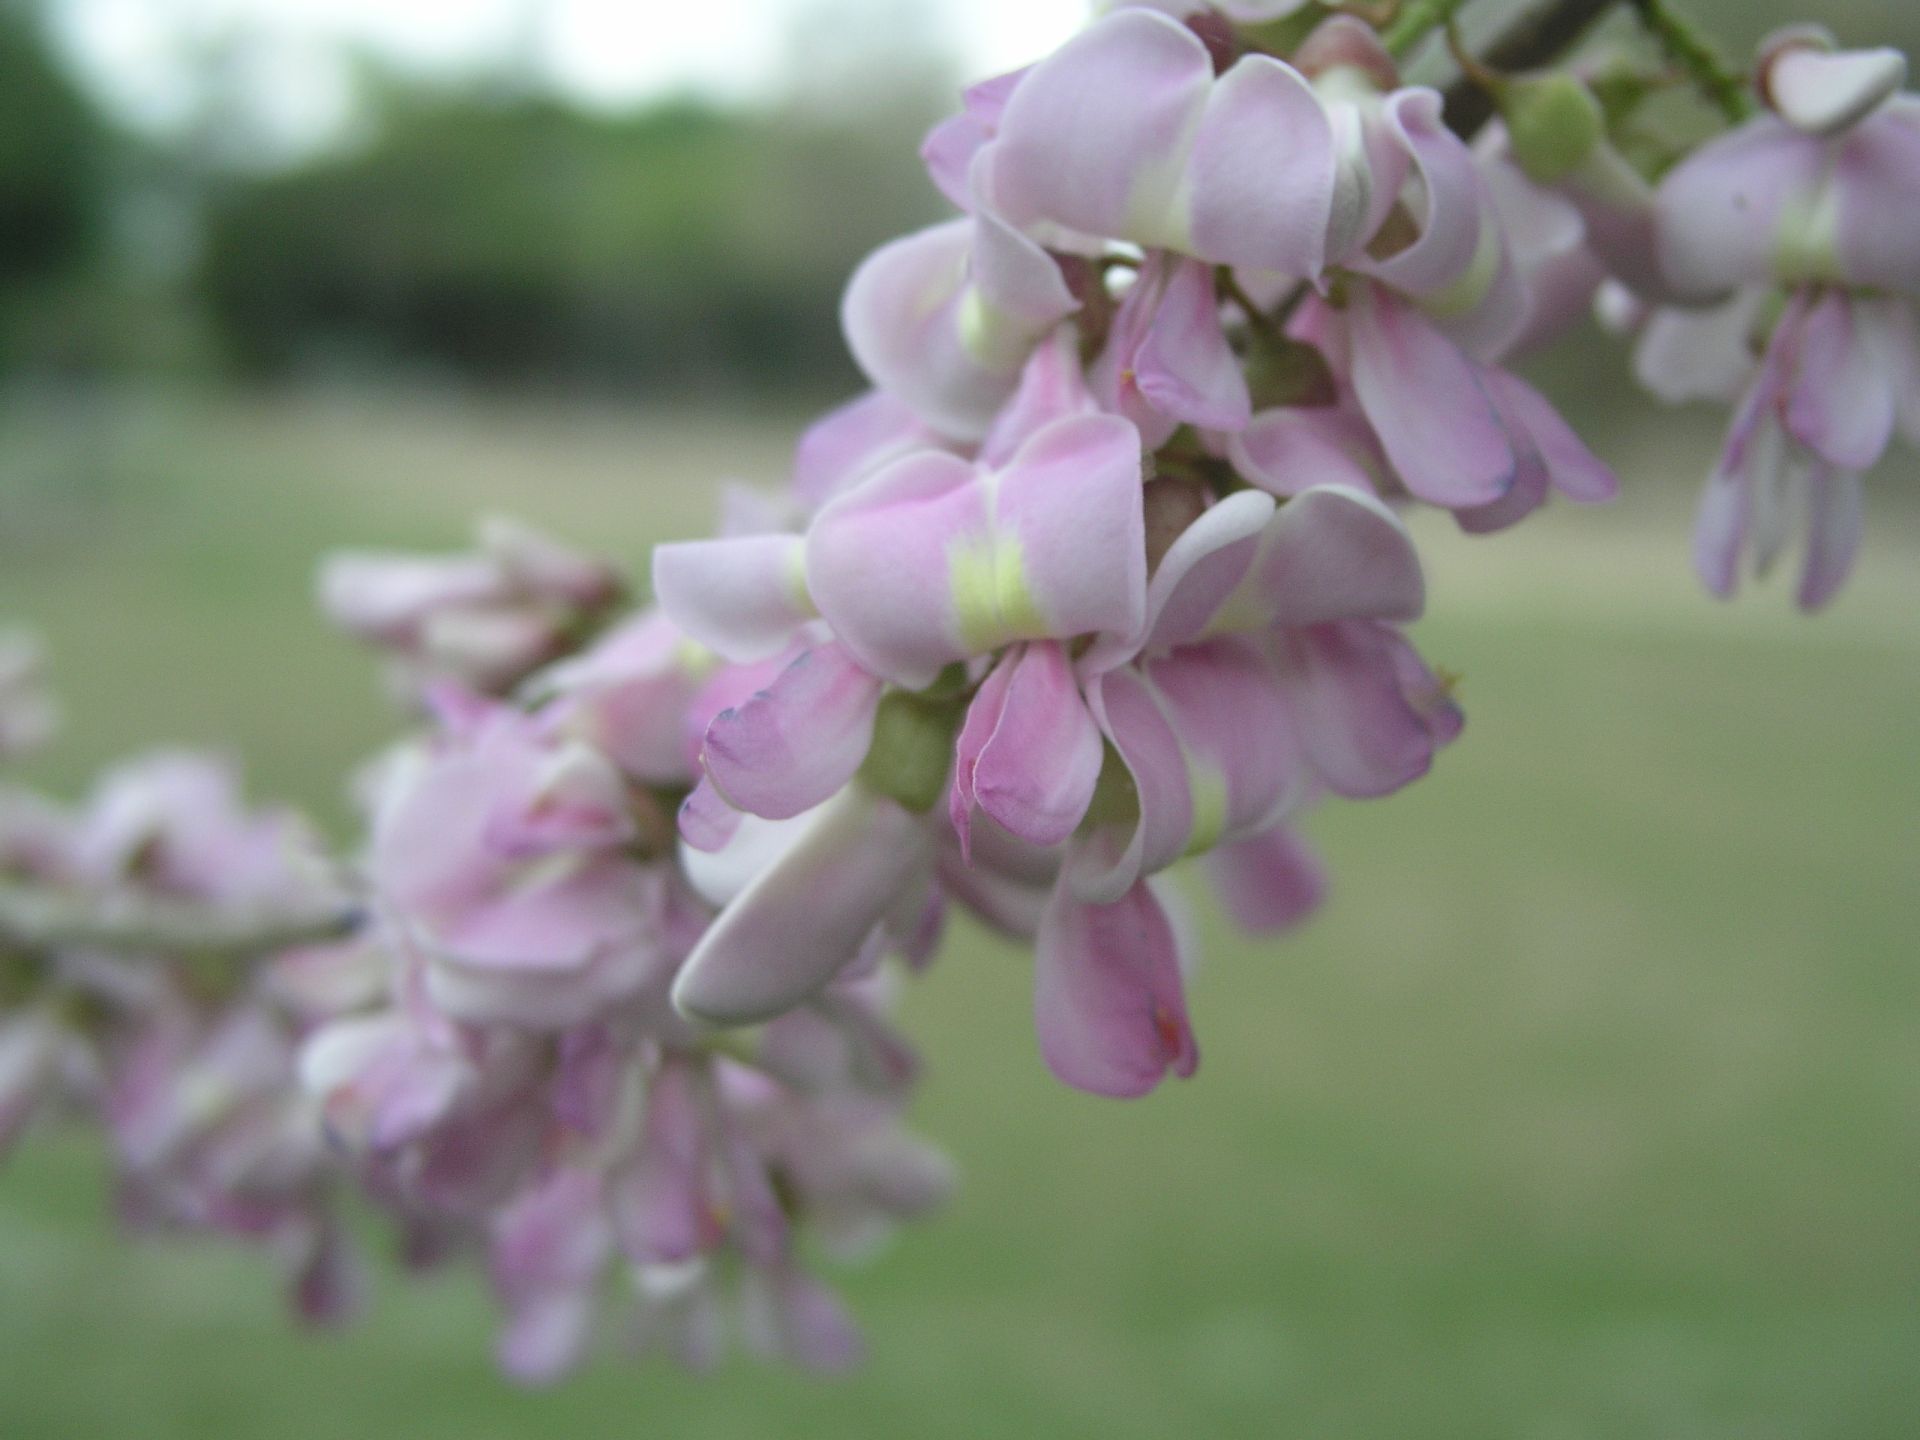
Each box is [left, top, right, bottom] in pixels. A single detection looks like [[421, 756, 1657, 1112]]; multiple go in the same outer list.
[[1, 0, 1914, 1385]]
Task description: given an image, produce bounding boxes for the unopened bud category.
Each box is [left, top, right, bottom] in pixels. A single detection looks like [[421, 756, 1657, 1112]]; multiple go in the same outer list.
[[857, 691, 961, 814], [1500, 73, 1606, 184]]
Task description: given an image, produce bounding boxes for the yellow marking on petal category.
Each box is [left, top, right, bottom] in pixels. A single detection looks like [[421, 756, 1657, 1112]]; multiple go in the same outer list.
[[958, 289, 1033, 374], [1774, 179, 1844, 285], [949, 532, 1046, 654], [1183, 765, 1230, 858], [673, 637, 721, 677], [783, 540, 818, 618], [1421, 215, 1505, 320]]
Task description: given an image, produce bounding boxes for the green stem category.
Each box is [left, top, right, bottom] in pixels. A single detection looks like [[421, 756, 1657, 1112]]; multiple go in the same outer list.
[[1380, 0, 1474, 60], [1629, 0, 1754, 123]]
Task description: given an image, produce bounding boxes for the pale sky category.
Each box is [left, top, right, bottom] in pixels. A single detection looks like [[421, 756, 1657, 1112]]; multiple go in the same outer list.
[[52, 0, 1090, 156]]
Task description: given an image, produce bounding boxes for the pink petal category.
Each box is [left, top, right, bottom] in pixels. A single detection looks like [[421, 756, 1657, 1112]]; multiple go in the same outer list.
[[922, 67, 1028, 209], [956, 642, 1103, 855], [839, 220, 1022, 441], [1282, 620, 1459, 798], [1146, 638, 1307, 843], [702, 645, 884, 820], [1133, 256, 1253, 433], [792, 391, 942, 510], [1180, 53, 1337, 276], [651, 535, 812, 663], [612, 1059, 720, 1264], [980, 324, 1101, 468], [1833, 100, 1920, 294], [1065, 668, 1193, 904], [1237, 484, 1426, 629], [1457, 370, 1618, 533], [1347, 285, 1515, 507], [1357, 89, 1487, 301], [1120, 488, 1275, 664], [1034, 879, 1198, 1099], [1784, 291, 1897, 471], [1228, 407, 1382, 498], [1657, 119, 1825, 300], [1797, 464, 1864, 611], [990, 9, 1213, 247], [1206, 824, 1328, 934]]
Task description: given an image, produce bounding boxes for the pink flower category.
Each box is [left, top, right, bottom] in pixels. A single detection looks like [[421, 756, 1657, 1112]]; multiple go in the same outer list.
[[319, 516, 622, 698], [989, 9, 1339, 276], [368, 702, 667, 1028], [1651, 35, 1920, 606]]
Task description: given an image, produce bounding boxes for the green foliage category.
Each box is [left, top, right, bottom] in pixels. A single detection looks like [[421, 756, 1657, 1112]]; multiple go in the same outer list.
[[0, 8, 106, 287], [196, 87, 943, 393]]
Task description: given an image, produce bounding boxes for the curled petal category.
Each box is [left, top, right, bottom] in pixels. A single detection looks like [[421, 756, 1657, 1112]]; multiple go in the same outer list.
[[1281, 620, 1460, 798], [1765, 42, 1907, 136], [951, 642, 1103, 857], [702, 645, 885, 821], [1034, 879, 1198, 1099], [1223, 484, 1426, 631], [672, 788, 934, 1025], [1132, 257, 1254, 434]]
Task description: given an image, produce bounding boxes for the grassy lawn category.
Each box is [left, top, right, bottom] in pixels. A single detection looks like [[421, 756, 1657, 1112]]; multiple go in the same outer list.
[[0, 386, 1915, 1439]]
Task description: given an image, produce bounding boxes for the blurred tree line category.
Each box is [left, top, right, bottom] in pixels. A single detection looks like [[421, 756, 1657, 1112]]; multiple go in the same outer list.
[[0, 3, 946, 398]]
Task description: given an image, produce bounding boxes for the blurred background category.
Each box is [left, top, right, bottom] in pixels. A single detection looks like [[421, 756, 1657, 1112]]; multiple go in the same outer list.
[[0, 0, 1917, 1435]]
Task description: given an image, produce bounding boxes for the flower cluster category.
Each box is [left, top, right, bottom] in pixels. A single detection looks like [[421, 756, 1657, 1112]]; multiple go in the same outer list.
[[0, 722, 359, 1322], [1, 0, 1913, 1388], [1612, 29, 1920, 608]]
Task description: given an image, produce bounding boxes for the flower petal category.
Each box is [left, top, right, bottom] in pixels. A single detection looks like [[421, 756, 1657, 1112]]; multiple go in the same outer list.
[[652, 535, 814, 664], [1033, 879, 1198, 1099], [1347, 285, 1515, 507], [672, 788, 934, 1025], [702, 645, 884, 821], [1206, 823, 1327, 934], [960, 642, 1104, 853]]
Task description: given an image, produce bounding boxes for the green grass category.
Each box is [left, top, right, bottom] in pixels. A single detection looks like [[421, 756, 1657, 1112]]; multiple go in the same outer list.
[[0, 386, 1915, 1438]]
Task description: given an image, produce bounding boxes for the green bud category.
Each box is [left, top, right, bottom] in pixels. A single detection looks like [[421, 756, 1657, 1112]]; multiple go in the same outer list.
[[857, 690, 963, 814], [1501, 73, 1606, 184]]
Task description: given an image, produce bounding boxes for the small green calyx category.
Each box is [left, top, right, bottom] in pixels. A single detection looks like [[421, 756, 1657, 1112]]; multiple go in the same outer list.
[[858, 690, 964, 814], [1081, 741, 1140, 834], [1242, 331, 1337, 411], [1501, 74, 1606, 183]]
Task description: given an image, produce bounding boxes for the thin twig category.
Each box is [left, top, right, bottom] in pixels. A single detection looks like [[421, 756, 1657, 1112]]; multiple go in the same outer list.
[[0, 881, 364, 958]]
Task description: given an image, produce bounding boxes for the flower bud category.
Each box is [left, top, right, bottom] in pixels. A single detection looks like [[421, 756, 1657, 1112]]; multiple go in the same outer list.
[[1499, 73, 1606, 184], [857, 692, 961, 815]]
